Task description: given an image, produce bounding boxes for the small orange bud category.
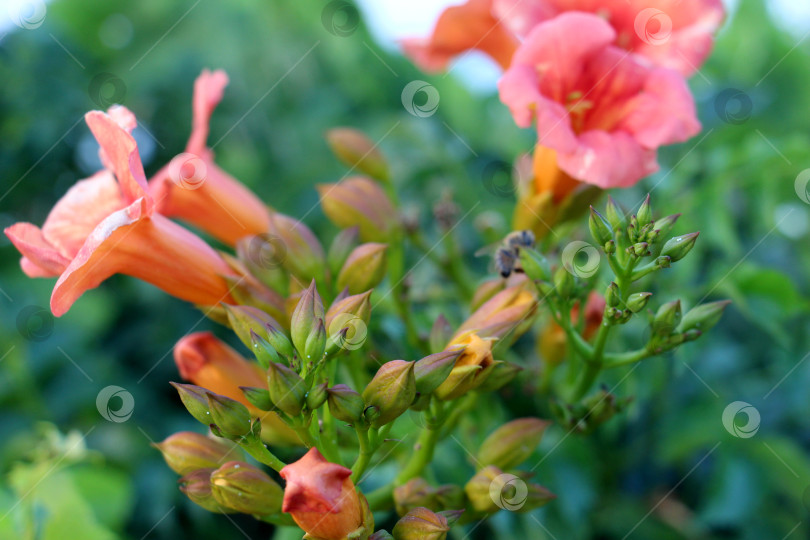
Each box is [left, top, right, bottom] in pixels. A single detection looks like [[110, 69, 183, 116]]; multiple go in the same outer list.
[[434, 334, 496, 401], [453, 284, 536, 342], [281, 448, 364, 539]]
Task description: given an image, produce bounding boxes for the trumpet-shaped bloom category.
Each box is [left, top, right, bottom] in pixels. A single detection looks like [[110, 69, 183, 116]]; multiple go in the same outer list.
[[173, 332, 300, 445], [280, 448, 363, 539], [493, 0, 724, 75], [5, 109, 236, 316], [498, 13, 700, 188], [401, 0, 519, 72], [148, 69, 272, 245]]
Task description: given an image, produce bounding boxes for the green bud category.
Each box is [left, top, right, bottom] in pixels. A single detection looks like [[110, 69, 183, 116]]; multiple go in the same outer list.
[[464, 466, 503, 513], [207, 393, 251, 437], [636, 194, 652, 227], [553, 266, 574, 299], [653, 300, 682, 337], [210, 461, 283, 515], [266, 362, 307, 417], [626, 292, 652, 313], [154, 432, 233, 475], [266, 213, 326, 283], [605, 196, 625, 230], [476, 418, 550, 471], [327, 384, 366, 423], [171, 382, 212, 425], [235, 234, 289, 294], [362, 360, 416, 427], [520, 483, 557, 512], [290, 280, 325, 357], [604, 240, 616, 254], [678, 300, 731, 333], [327, 226, 360, 276], [224, 304, 281, 352], [369, 531, 394, 540], [305, 382, 328, 411], [363, 405, 381, 424], [325, 290, 372, 355], [651, 213, 681, 242], [519, 247, 552, 282], [588, 206, 613, 245], [629, 242, 649, 257], [474, 361, 522, 393], [433, 365, 481, 401], [250, 330, 279, 369], [438, 509, 465, 526], [413, 350, 461, 395], [394, 478, 437, 517], [239, 386, 274, 411], [605, 282, 620, 307], [303, 318, 327, 364], [266, 325, 295, 359], [337, 243, 388, 295], [318, 177, 397, 243], [392, 507, 450, 540], [660, 232, 699, 263], [326, 128, 390, 183], [179, 469, 232, 513]]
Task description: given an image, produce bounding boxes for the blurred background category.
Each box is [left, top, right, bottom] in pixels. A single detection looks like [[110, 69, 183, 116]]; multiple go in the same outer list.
[[1, 0, 809, 538]]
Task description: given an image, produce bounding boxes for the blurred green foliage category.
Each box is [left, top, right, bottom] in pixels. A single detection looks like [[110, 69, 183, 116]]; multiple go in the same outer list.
[[1, 0, 809, 538]]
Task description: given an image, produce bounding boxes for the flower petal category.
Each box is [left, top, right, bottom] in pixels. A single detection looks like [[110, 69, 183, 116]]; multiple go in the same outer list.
[[187, 69, 229, 156], [555, 130, 659, 188], [4, 222, 69, 277]]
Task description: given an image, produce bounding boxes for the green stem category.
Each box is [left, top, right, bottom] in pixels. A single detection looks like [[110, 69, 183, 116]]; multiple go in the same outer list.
[[604, 348, 651, 368], [394, 399, 446, 485], [351, 427, 373, 483], [240, 437, 286, 472]]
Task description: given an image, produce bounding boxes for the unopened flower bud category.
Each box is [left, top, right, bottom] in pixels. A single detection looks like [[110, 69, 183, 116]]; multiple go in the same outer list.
[[337, 243, 388, 295], [325, 290, 372, 331], [303, 318, 327, 363], [464, 466, 503, 513], [553, 266, 574, 299], [605, 196, 625, 230], [240, 386, 274, 411], [652, 213, 681, 242], [266, 362, 307, 417], [636, 194, 652, 227], [656, 255, 672, 269], [179, 469, 229, 513], [266, 325, 295, 359], [413, 350, 461, 395], [477, 418, 550, 471], [155, 431, 233, 475], [250, 330, 280, 370], [281, 448, 366, 539], [327, 384, 365, 423], [660, 232, 699, 263], [392, 507, 450, 540], [223, 304, 281, 351], [626, 292, 652, 313], [327, 226, 360, 276], [363, 405, 381, 424], [171, 382, 213, 426], [326, 128, 390, 182], [470, 280, 505, 312], [393, 478, 437, 516], [362, 360, 416, 427], [235, 234, 289, 293], [605, 282, 619, 307], [589, 206, 613, 245], [207, 393, 252, 437], [519, 247, 552, 282], [267, 213, 326, 282], [210, 461, 283, 515], [306, 382, 328, 411], [369, 532, 394, 540], [318, 177, 397, 242], [521, 483, 557, 512], [453, 285, 536, 341], [604, 239, 616, 254], [653, 300, 682, 337], [475, 361, 522, 393], [678, 300, 731, 333], [290, 280, 325, 357], [434, 334, 496, 401], [629, 242, 649, 257]]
